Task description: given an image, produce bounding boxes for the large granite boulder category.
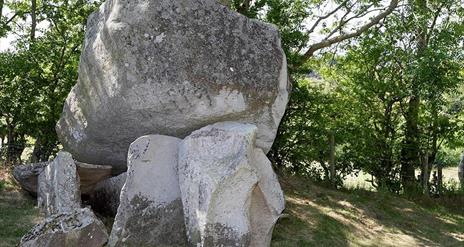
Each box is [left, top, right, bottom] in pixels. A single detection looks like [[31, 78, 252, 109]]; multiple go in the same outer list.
[[109, 135, 187, 246], [13, 162, 49, 196], [19, 208, 108, 247], [56, 0, 289, 170], [89, 172, 126, 216], [38, 151, 81, 216]]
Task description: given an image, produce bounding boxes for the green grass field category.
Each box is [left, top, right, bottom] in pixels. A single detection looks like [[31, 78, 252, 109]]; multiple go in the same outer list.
[[344, 167, 460, 191], [1, 168, 464, 247], [0, 169, 41, 247], [272, 176, 464, 246]]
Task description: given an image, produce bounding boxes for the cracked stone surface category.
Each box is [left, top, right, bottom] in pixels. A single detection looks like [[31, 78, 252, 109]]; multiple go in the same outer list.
[[19, 208, 108, 247], [56, 0, 289, 170], [37, 151, 81, 216], [108, 135, 187, 246], [179, 122, 284, 246]]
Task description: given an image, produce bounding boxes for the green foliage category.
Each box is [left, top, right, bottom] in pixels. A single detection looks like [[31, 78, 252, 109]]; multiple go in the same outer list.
[[1, 0, 463, 195], [269, 74, 359, 185], [0, 180, 5, 192], [268, 0, 464, 192], [0, 0, 101, 163], [436, 148, 462, 168]]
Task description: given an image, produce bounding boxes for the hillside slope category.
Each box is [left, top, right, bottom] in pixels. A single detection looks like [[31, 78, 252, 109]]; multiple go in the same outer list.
[[272, 176, 464, 247], [1, 169, 464, 247]]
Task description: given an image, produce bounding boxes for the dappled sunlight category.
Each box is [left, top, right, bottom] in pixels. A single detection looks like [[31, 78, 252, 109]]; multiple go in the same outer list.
[[273, 177, 464, 247], [448, 232, 464, 242]]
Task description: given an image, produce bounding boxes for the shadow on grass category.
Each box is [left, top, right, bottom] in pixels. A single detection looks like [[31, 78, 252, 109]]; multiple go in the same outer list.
[[272, 202, 351, 247], [272, 176, 464, 247]]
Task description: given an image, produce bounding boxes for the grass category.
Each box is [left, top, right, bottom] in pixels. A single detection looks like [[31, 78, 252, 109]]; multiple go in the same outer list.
[[0, 168, 41, 247], [272, 175, 464, 247], [1, 166, 464, 247], [344, 167, 460, 190]]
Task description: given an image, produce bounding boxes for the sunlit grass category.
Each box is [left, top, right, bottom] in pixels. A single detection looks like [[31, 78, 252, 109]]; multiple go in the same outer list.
[[0, 167, 42, 247], [344, 167, 460, 191], [273, 175, 464, 247], [1, 167, 464, 247]]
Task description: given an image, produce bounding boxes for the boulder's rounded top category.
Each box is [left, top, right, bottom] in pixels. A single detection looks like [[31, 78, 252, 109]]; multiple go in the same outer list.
[[57, 0, 289, 168]]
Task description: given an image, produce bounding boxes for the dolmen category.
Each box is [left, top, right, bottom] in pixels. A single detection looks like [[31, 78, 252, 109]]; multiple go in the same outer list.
[[16, 0, 290, 246]]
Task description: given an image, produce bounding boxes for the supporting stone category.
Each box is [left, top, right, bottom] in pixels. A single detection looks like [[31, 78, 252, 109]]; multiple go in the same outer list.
[[37, 151, 81, 216], [178, 122, 259, 246], [108, 135, 187, 246]]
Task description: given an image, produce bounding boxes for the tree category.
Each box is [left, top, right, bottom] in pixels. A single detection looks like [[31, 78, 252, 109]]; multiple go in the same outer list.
[[231, 0, 399, 68], [0, 0, 100, 164], [330, 0, 464, 192]]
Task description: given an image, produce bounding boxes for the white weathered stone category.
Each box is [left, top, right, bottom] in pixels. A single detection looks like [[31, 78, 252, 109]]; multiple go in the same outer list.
[[178, 122, 259, 246], [20, 208, 108, 247], [89, 172, 126, 216], [108, 135, 187, 246], [56, 0, 289, 170], [37, 151, 81, 216], [249, 148, 285, 246]]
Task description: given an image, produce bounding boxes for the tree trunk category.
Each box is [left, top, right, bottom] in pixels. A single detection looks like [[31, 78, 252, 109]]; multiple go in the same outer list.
[[422, 153, 429, 195], [329, 131, 336, 187], [30, 137, 42, 163], [400, 0, 428, 194], [427, 105, 439, 181], [31, 0, 37, 41], [400, 94, 420, 193], [6, 127, 25, 165], [459, 153, 464, 188], [0, 0, 4, 20], [437, 162, 443, 195], [6, 124, 15, 164], [31, 137, 55, 162]]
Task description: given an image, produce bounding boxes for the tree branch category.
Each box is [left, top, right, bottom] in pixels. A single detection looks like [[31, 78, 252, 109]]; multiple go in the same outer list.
[[307, 0, 350, 34], [303, 0, 399, 61], [426, 2, 445, 44], [0, 0, 4, 20], [4, 12, 20, 25]]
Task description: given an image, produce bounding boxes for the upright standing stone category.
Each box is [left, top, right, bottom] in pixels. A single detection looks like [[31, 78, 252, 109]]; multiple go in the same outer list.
[[178, 122, 259, 246], [38, 151, 81, 216], [56, 0, 289, 170], [108, 135, 187, 246]]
